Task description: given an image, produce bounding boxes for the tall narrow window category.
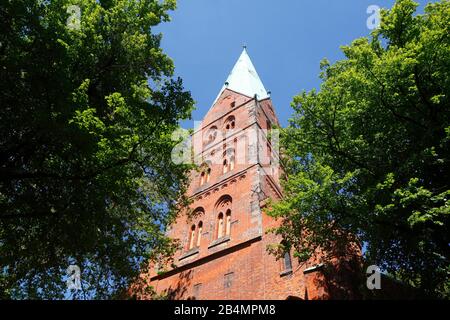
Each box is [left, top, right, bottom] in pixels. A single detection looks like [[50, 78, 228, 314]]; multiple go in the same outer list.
[[223, 159, 228, 174], [225, 209, 231, 236], [229, 156, 235, 171], [189, 225, 196, 250], [217, 213, 224, 238], [206, 168, 211, 183], [196, 221, 203, 247], [283, 251, 292, 271], [200, 172, 205, 186]]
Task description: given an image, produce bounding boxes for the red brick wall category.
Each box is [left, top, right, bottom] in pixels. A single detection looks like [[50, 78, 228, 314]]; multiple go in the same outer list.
[[134, 90, 360, 300]]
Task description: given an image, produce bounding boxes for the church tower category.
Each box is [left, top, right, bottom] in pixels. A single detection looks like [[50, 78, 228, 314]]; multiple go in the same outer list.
[[140, 48, 360, 300]]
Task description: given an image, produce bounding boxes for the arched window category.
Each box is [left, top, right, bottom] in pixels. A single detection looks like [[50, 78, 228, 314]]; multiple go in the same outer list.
[[281, 241, 293, 272], [189, 225, 196, 250], [204, 126, 218, 145], [200, 164, 211, 186], [283, 251, 292, 271], [215, 195, 232, 239], [225, 209, 231, 236], [222, 148, 235, 174], [196, 221, 203, 247], [222, 159, 228, 174], [217, 213, 224, 239], [224, 115, 236, 132], [200, 172, 205, 186]]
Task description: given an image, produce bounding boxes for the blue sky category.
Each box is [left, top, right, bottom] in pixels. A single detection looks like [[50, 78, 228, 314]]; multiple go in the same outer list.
[[157, 0, 429, 127]]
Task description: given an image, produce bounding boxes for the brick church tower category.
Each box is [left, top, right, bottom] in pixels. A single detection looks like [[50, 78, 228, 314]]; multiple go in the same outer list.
[[138, 48, 361, 300]]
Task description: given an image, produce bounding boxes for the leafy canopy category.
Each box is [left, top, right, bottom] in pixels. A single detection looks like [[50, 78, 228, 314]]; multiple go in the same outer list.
[[268, 0, 450, 298], [0, 0, 194, 299]]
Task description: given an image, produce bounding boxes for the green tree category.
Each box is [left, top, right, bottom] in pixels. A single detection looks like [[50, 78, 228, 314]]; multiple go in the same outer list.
[[268, 0, 449, 298], [0, 0, 194, 299]]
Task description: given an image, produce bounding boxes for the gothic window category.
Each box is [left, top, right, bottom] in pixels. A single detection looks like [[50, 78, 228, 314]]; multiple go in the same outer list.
[[222, 148, 235, 174], [217, 213, 224, 238], [200, 172, 205, 186], [225, 209, 231, 236], [224, 115, 236, 131], [188, 225, 196, 250], [204, 126, 218, 145], [283, 251, 292, 271], [200, 164, 211, 186], [196, 221, 203, 247], [222, 159, 228, 174], [215, 195, 232, 239], [281, 241, 293, 272]]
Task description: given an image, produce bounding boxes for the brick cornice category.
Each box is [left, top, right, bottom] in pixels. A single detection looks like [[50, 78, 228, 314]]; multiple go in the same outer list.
[[150, 235, 262, 281]]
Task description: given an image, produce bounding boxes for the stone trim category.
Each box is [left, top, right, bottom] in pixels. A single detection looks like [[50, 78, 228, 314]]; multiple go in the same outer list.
[[178, 247, 199, 261], [208, 235, 230, 249], [150, 235, 262, 281], [303, 263, 324, 274], [280, 269, 293, 277]]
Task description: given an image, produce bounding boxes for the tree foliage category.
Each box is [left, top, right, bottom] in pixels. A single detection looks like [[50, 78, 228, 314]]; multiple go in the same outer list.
[[0, 0, 194, 299], [268, 0, 450, 298]]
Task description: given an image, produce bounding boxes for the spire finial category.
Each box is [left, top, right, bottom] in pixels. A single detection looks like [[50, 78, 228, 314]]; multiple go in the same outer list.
[[242, 44, 247, 50]]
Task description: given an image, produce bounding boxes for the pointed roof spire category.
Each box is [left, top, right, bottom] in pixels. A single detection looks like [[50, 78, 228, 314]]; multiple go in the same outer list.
[[212, 48, 269, 105]]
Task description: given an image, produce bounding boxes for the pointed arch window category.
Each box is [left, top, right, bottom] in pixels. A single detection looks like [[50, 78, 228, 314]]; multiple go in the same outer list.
[[196, 221, 203, 247], [204, 126, 218, 145], [224, 115, 236, 132], [222, 148, 235, 174], [214, 195, 232, 240], [283, 251, 292, 271], [188, 225, 196, 250], [217, 213, 224, 239], [280, 241, 293, 273], [200, 172, 205, 186], [225, 209, 232, 236], [200, 164, 211, 186], [222, 159, 228, 174]]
